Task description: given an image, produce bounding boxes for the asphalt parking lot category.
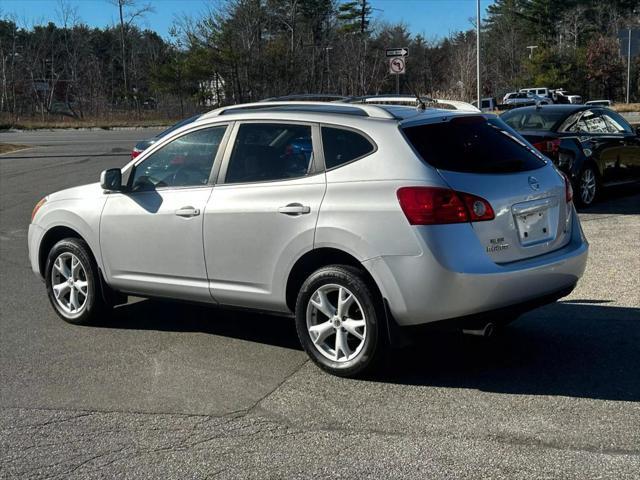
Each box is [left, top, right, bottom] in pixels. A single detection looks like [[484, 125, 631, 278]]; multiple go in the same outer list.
[[1, 128, 639, 479]]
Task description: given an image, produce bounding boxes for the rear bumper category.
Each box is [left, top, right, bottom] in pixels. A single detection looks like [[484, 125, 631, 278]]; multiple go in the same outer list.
[[364, 208, 588, 326]]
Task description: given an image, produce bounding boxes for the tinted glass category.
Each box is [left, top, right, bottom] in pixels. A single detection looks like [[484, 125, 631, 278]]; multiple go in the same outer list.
[[502, 109, 566, 131], [322, 127, 375, 169], [403, 117, 546, 174], [225, 123, 313, 183], [131, 126, 225, 191], [573, 110, 608, 134], [602, 111, 632, 133]]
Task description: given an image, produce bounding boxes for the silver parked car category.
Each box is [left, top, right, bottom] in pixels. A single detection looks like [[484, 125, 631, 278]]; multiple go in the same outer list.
[[505, 92, 552, 107], [28, 101, 588, 377]]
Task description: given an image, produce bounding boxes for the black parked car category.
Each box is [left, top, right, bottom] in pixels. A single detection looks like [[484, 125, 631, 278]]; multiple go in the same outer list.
[[502, 105, 640, 206]]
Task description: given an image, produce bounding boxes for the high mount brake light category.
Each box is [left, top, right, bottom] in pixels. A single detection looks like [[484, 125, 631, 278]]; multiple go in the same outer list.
[[450, 115, 485, 125], [397, 187, 495, 225]]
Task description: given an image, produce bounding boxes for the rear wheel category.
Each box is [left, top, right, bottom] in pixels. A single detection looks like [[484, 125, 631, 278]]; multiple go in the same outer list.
[[45, 238, 108, 325], [576, 165, 598, 207], [295, 265, 382, 377]]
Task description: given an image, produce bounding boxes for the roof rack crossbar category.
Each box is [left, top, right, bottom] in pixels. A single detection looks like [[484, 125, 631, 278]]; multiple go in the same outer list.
[[202, 101, 396, 120]]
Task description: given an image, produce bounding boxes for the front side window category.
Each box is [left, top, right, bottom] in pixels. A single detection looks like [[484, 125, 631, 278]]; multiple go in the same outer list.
[[321, 127, 375, 169], [131, 126, 226, 191], [225, 123, 313, 183]]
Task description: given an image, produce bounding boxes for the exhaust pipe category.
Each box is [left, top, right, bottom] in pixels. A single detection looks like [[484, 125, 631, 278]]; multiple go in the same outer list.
[[462, 322, 495, 337]]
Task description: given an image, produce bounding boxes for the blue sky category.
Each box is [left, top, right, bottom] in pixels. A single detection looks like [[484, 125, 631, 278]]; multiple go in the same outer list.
[[1, 0, 494, 39]]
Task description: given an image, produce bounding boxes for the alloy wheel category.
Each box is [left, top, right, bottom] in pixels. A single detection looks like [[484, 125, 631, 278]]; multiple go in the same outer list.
[[580, 168, 597, 205], [306, 284, 367, 362], [50, 252, 89, 318]]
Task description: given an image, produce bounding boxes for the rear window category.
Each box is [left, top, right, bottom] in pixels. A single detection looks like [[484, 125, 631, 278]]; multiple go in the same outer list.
[[502, 109, 566, 131], [403, 116, 546, 174]]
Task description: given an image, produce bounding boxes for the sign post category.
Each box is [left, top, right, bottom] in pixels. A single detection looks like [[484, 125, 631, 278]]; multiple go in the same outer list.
[[387, 48, 408, 95]]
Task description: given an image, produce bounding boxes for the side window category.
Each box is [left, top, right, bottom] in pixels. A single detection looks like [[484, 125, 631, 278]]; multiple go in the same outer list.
[[558, 111, 584, 133], [225, 123, 313, 183], [321, 127, 375, 169], [580, 111, 608, 134], [131, 126, 226, 191], [602, 112, 632, 134]]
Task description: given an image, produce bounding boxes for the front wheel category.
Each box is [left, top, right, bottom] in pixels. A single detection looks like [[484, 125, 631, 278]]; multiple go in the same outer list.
[[45, 238, 107, 325], [295, 265, 383, 377]]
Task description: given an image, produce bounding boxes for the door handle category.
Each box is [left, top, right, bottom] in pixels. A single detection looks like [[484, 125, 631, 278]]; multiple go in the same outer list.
[[175, 206, 200, 217], [278, 203, 311, 215]]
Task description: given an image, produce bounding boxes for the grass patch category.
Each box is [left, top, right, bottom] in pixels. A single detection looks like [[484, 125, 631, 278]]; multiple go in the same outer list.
[[0, 143, 29, 154], [612, 103, 640, 113], [0, 118, 176, 131]]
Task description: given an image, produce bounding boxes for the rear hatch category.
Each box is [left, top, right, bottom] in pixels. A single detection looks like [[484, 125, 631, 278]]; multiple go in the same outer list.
[[403, 115, 572, 263]]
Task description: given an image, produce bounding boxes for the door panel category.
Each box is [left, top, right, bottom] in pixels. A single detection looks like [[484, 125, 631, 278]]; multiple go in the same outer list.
[[622, 134, 640, 180], [99, 124, 229, 302], [100, 187, 215, 302], [204, 177, 325, 311], [203, 121, 326, 312]]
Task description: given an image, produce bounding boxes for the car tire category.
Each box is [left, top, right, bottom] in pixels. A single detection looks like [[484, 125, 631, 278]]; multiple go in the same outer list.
[[45, 238, 108, 325], [295, 265, 383, 377], [575, 164, 598, 207]]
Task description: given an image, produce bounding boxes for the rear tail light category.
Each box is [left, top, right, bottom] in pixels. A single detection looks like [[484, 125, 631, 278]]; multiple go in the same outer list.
[[532, 138, 561, 156], [562, 173, 573, 203], [397, 187, 494, 225], [458, 191, 496, 221]]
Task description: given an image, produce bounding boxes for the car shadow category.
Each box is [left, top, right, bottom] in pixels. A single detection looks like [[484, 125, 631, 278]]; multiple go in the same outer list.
[[577, 184, 640, 215], [96, 299, 640, 402], [94, 298, 302, 350], [376, 301, 640, 402]]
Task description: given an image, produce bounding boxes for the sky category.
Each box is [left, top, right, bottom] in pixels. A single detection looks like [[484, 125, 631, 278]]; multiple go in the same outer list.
[[1, 0, 495, 40]]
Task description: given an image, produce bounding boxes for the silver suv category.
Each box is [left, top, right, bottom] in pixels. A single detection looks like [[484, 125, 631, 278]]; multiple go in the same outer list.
[[28, 101, 588, 377]]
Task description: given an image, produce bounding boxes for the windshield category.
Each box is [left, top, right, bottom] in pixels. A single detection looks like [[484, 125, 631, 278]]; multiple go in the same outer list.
[[403, 116, 546, 174]]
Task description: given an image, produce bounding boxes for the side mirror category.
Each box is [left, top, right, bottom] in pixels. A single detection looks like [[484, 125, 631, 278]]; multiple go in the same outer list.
[[635, 126, 640, 136], [100, 168, 123, 192]]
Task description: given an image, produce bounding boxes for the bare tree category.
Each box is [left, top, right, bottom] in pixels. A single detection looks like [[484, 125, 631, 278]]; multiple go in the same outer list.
[[109, 0, 154, 97]]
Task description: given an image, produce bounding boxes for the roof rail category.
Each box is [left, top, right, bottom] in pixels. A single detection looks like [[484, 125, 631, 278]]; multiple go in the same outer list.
[[201, 101, 397, 120], [259, 94, 349, 102]]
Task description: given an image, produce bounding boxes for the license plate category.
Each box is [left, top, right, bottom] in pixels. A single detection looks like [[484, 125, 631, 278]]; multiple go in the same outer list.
[[515, 209, 552, 246]]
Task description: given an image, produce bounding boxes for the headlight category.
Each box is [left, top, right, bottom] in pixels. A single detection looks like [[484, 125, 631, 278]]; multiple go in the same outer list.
[[31, 197, 47, 222]]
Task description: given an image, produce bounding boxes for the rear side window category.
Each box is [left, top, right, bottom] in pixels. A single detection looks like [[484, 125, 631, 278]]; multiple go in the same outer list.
[[225, 123, 313, 183], [602, 111, 632, 133], [403, 117, 546, 174], [321, 127, 374, 169]]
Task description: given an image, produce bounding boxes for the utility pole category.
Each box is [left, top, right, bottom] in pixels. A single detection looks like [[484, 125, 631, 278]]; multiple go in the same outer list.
[[325, 47, 332, 93], [627, 28, 632, 104], [118, 0, 128, 96], [476, 0, 480, 106]]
